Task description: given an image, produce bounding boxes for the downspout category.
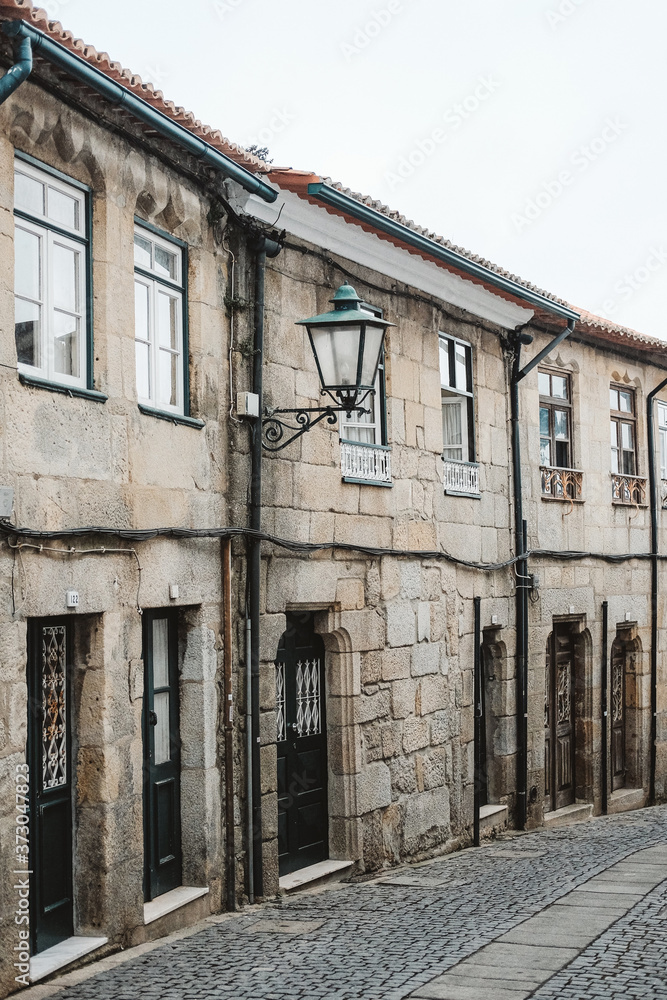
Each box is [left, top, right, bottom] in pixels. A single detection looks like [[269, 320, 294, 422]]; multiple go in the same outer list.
[[473, 596, 481, 847], [248, 235, 281, 898], [222, 537, 236, 911], [2, 20, 277, 203], [510, 317, 576, 829], [647, 375, 667, 804], [601, 600, 608, 814], [0, 33, 32, 103]]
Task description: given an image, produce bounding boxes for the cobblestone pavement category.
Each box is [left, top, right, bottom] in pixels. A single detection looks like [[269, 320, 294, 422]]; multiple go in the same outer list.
[[31, 806, 667, 1000]]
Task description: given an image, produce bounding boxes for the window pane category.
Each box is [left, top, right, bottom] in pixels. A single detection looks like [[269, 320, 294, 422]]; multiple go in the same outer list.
[[158, 349, 178, 408], [155, 244, 178, 281], [554, 410, 568, 438], [135, 341, 150, 399], [52, 243, 79, 312], [540, 438, 551, 465], [152, 619, 169, 688], [48, 187, 79, 231], [539, 406, 550, 436], [153, 690, 170, 765], [442, 400, 463, 452], [439, 339, 451, 388], [619, 391, 632, 413], [551, 376, 568, 400], [15, 226, 42, 301], [555, 440, 569, 467], [52, 311, 79, 377], [15, 171, 44, 216], [134, 281, 149, 342], [661, 428, 667, 478], [15, 298, 41, 367], [611, 446, 619, 474], [157, 291, 178, 350], [610, 388, 619, 410], [134, 233, 152, 269], [659, 403, 667, 430], [343, 425, 374, 444], [622, 451, 635, 475], [621, 422, 633, 450], [455, 343, 467, 391], [538, 372, 550, 396]]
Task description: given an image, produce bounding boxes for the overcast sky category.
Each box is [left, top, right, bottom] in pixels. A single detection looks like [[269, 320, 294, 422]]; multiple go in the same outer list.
[[44, 0, 666, 338]]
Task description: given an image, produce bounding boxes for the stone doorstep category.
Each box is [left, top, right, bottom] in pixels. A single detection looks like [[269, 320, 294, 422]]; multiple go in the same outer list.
[[143, 885, 209, 925], [279, 858, 354, 893], [543, 801, 593, 829], [29, 937, 108, 984], [607, 787, 647, 814], [479, 802, 508, 837]]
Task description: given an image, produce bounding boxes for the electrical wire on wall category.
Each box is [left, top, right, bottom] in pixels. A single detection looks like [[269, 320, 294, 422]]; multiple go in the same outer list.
[[5, 538, 143, 614]]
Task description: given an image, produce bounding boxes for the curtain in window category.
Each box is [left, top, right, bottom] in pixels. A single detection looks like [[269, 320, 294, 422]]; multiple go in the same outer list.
[[442, 399, 463, 460]]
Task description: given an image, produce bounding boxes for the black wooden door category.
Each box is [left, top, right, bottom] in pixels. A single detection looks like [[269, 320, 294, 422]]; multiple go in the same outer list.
[[611, 644, 626, 790], [28, 620, 74, 954], [143, 612, 182, 901], [544, 624, 575, 812], [276, 614, 328, 877]]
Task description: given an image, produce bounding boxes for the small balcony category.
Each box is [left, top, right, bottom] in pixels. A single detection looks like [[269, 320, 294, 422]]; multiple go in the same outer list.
[[611, 473, 647, 506], [443, 459, 480, 497], [540, 466, 584, 502], [340, 440, 392, 485]]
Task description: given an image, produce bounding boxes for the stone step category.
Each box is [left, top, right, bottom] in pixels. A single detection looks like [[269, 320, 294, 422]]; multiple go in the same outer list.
[[544, 802, 593, 829], [479, 803, 508, 838]]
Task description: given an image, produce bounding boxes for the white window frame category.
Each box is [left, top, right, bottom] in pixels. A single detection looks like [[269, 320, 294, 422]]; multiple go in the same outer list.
[[13, 158, 88, 389], [339, 301, 387, 447], [439, 333, 475, 463], [134, 225, 185, 416], [658, 402, 667, 480]]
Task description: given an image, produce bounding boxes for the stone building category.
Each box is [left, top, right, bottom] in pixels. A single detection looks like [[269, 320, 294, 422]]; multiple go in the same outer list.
[[0, 3, 665, 996]]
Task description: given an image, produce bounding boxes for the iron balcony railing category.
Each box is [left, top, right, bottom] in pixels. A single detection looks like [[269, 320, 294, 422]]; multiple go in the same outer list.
[[540, 466, 584, 502], [340, 439, 392, 484], [611, 473, 647, 506], [442, 459, 480, 495]]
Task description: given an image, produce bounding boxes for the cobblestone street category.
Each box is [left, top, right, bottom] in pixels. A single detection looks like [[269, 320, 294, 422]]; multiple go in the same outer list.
[[25, 806, 667, 1000]]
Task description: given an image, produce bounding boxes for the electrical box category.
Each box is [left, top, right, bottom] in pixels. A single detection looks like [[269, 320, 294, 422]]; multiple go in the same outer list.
[[0, 487, 14, 518], [236, 391, 260, 418], [66, 590, 79, 609], [169, 584, 179, 600]]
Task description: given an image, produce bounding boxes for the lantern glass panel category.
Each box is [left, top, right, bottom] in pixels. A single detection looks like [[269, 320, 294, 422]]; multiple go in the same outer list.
[[310, 322, 361, 387], [360, 323, 385, 388]]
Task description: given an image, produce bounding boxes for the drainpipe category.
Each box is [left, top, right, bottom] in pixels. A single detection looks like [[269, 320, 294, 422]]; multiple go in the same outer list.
[[473, 596, 481, 847], [248, 235, 281, 898], [0, 32, 32, 104], [647, 375, 667, 804], [510, 318, 576, 829], [601, 600, 608, 814], [2, 20, 277, 203], [222, 537, 236, 911]]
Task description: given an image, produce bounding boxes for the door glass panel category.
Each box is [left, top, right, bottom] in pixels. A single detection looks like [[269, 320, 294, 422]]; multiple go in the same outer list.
[[152, 618, 169, 688], [15, 226, 41, 300], [15, 171, 45, 216], [556, 440, 569, 468], [295, 658, 321, 737], [41, 625, 67, 789], [153, 691, 170, 765]]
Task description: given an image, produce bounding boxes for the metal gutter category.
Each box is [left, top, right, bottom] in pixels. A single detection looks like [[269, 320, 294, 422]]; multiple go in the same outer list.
[[0, 31, 31, 103], [2, 19, 278, 203], [307, 182, 580, 322]]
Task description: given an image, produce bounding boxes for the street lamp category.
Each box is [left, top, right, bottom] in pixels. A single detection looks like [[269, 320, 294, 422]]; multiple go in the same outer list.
[[263, 283, 393, 451]]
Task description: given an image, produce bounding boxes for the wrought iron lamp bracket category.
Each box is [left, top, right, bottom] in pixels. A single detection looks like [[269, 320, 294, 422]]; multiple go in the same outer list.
[[261, 394, 371, 452]]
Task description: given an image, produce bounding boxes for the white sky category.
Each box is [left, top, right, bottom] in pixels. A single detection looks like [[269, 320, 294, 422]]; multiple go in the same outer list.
[[44, 0, 667, 337]]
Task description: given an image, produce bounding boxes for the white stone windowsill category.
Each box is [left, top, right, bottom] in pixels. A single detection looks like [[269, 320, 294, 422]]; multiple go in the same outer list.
[[143, 885, 209, 925], [30, 936, 108, 983], [279, 859, 353, 892]]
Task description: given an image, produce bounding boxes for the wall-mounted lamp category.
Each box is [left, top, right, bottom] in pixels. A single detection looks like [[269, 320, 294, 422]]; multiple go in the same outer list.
[[262, 284, 393, 451]]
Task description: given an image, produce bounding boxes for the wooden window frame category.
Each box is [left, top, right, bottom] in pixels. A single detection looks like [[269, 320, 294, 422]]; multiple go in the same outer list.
[[538, 369, 573, 470], [610, 384, 638, 476]]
